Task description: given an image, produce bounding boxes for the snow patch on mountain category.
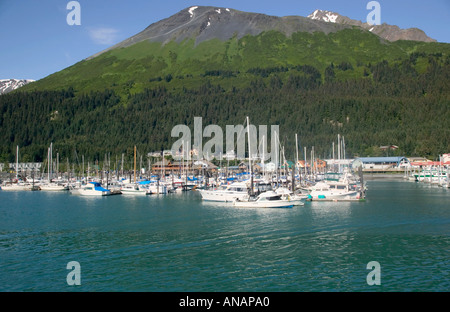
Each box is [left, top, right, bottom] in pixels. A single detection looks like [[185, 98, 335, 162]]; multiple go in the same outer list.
[[308, 10, 339, 23], [0, 79, 35, 95], [188, 6, 198, 18]]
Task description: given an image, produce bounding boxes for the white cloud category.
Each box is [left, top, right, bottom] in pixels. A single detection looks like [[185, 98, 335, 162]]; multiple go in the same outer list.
[[88, 27, 119, 45]]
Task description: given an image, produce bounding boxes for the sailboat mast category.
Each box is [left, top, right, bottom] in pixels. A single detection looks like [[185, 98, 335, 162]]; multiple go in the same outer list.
[[295, 133, 299, 172], [50, 142, 53, 181], [47, 147, 50, 181], [134, 146, 137, 183], [82, 155, 85, 180], [304, 146, 307, 178], [16, 145, 19, 180], [337, 134, 341, 173], [246, 116, 253, 195], [262, 135, 265, 179]]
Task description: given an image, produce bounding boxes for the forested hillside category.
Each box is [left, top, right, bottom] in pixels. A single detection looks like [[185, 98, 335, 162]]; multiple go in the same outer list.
[[1, 45, 448, 164]]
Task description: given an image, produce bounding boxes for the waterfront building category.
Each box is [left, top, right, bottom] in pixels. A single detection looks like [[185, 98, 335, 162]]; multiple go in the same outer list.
[[353, 157, 410, 172]]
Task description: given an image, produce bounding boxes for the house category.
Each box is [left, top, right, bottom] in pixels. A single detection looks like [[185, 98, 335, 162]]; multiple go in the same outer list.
[[151, 161, 181, 173], [297, 160, 309, 168], [193, 160, 218, 171], [238, 162, 249, 171], [281, 160, 295, 169], [313, 159, 327, 170]]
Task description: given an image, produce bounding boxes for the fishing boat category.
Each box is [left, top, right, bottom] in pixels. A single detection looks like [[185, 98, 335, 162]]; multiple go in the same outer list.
[[71, 182, 111, 196], [233, 191, 294, 208]]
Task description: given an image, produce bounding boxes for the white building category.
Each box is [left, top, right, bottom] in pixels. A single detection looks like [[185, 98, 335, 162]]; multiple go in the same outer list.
[[9, 162, 42, 172]]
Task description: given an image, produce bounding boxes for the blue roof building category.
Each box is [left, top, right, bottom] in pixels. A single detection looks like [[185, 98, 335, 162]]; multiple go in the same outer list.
[[353, 157, 410, 170]]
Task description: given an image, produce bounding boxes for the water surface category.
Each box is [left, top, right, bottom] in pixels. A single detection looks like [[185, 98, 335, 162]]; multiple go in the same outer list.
[[0, 180, 448, 291]]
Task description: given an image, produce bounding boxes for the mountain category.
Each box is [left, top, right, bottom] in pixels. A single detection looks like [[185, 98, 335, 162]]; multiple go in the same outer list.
[[0, 79, 35, 94], [19, 6, 449, 96], [89, 6, 352, 59], [307, 9, 436, 43], [2, 6, 449, 162], [89, 6, 436, 60]]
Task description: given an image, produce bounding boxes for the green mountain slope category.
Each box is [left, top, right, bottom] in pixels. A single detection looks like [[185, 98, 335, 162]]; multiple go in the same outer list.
[[22, 28, 449, 97]]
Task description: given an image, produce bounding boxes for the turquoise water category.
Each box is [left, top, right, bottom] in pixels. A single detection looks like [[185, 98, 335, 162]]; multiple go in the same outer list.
[[0, 180, 449, 292]]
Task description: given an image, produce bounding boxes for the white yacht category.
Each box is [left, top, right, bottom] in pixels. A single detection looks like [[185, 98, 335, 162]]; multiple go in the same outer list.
[[198, 181, 250, 202], [120, 183, 150, 195], [39, 182, 69, 191], [233, 191, 294, 208], [307, 180, 362, 201], [274, 187, 306, 206], [1, 182, 35, 191], [71, 182, 111, 196]]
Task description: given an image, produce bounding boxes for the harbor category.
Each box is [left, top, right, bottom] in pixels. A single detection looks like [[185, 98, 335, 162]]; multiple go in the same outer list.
[[1, 136, 449, 292], [2, 152, 449, 203], [0, 178, 448, 292], [1, 0, 449, 297], [2, 146, 449, 202]]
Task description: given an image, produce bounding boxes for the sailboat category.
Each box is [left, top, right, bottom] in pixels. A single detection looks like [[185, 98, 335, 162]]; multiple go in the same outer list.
[[120, 146, 151, 195], [231, 117, 294, 208], [1, 146, 32, 191]]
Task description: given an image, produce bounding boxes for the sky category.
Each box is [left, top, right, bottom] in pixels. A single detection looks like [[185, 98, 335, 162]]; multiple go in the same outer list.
[[0, 0, 449, 81]]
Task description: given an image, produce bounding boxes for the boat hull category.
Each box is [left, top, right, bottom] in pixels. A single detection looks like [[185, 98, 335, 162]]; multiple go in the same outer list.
[[39, 184, 68, 191], [307, 191, 361, 201], [73, 189, 110, 196], [1, 184, 34, 191], [233, 200, 294, 208], [120, 190, 148, 195]]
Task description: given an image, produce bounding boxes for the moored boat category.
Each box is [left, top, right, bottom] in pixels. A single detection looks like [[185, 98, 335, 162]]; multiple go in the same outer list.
[[233, 191, 294, 208], [274, 187, 306, 206], [306, 180, 362, 201], [1, 182, 35, 191], [39, 182, 69, 191], [198, 181, 250, 202], [71, 182, 111, 196], [120, 183, 150, 195]]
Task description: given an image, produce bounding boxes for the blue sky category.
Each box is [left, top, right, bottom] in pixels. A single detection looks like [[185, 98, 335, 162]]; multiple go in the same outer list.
[[1, 0, 449, 81]]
